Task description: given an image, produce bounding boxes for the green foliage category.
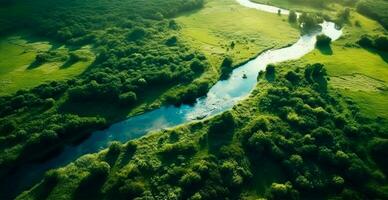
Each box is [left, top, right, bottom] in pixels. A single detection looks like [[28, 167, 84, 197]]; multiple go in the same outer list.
[[357, 34, 388, 51], [369, 138, 388, 174], [165, 35, 178, 46], [267, 182, 299, 200], [16, 65, 388, 200], [288, 10, 298, 23], [220, 56, 233, 79], [266, 64, 276, 81], [0, 0, 210, 179], [316, 34, 332, 47], [299, 12, 323, 33], [357, 0, 388, 29], [119, 91, 137, 106]]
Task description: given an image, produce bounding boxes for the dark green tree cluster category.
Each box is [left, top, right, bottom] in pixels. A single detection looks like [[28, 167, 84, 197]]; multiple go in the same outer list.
[[288, 10, 298, 23], [0, 0, 208, 189], [358, 34, 388, 51], [316, 34, 332, 47], [21, 64, 388, 200], [298, 12, 324, 33], [357, 0, 388, 29]]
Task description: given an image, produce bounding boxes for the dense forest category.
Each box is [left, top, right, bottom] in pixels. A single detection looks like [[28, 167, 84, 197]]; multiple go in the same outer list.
[[0, 0, 388, 199], [0, 0, 208, 184], [17, 64, 388, 200]]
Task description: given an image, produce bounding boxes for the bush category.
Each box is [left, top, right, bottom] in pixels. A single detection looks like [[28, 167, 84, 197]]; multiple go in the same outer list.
[[374, 35, 388, 51], [128, 28, 146, 41], [369, 138, 388, 173], [267, 182, 299, 200], [159, 142, 197, 159], [288, 10, 297, 23], [316, 34, 332, 47], [165, 36, 178, 46], [180, 171, 201, 188], [220, 56, 233, 78], [119, 91, 137, 106], [190, 58, 205, 73]]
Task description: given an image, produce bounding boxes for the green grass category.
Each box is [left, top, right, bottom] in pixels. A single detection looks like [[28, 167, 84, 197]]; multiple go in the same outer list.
[[0, 34, 94, 96], [176, 0, 299, 69], [251, 0, 344, 16], [286, 11, 388, 118]]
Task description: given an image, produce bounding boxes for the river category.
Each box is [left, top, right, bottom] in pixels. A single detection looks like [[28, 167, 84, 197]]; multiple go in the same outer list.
[[1, 0, 342, 199]]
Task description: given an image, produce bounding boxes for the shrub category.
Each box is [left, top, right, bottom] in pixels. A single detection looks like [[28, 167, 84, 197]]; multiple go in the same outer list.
[[165, 36, 178, 46], [180, 171, 201, 188], [267, 182, 299, 200], [128, 28, 146, 41], [316, 34, 332, 47], [119, 91, 137, 106], [220, 56, 233, 78], [288, 10, 297, 23], [190, 58, 205, 73]]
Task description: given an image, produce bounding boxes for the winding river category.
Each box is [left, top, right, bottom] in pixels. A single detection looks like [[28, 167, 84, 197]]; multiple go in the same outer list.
[[1, 0, 342, 199]]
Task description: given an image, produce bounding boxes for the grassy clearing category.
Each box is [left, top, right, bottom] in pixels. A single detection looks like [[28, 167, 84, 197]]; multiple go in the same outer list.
[[176, 0, 299, 70], [0, 34, 94, 96], [251, 0, 344, 16], [285, 11, 388, 118]]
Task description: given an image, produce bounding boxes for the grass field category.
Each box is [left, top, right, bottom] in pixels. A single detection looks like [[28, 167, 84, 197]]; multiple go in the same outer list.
[[287, 11, 388, 118], [176, 0, 299, 70], [0, 34, 94, 96]]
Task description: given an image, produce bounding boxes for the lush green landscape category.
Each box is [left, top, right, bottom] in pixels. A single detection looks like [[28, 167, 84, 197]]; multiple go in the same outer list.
[[0, 0, 388, 199]]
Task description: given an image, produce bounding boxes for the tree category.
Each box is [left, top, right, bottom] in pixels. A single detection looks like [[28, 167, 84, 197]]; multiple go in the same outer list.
[[285, 70, 300, 85], [128, 28, 146, 41], [267, 182, 299, 200], [265, 64, 276, 81], [166, 36, 178, 46], [374, 35, 388, 51], [119, 91, 137, 106], [316, 34, 332, 47], [220, 56, 233, 79], [190, 58, 205, 73], [289, 10, 297, 23], [357, 34, 373, 47]]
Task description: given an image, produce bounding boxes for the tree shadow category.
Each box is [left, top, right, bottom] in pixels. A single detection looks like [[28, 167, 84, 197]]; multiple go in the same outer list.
[[317, 45, 333, 55], [27, 60, 44, 70], [362, 47, 388, 64], [60, 58, 77, 69]]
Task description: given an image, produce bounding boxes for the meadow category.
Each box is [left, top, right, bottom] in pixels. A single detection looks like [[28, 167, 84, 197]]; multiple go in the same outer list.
[[254, 0, 388, 118], [177, 0, 299, 68], [291, 11, 388, 118], [0, 34, 94, 95]]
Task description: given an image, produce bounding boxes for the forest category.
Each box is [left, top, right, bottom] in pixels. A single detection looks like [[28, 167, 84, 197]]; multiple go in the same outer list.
[[0, 0, 387, 199]]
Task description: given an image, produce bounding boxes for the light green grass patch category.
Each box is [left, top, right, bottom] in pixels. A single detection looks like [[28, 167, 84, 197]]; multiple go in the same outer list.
[[292, 11, 388, 118], [0, 34, 95, 96], [176, 0, 299, 69]]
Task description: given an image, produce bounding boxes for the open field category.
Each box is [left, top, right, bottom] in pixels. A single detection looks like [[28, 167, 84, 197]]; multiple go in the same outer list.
[[286, 11, 388, 118], [176, 0, 299, 69], [0, 34, 94, 96]]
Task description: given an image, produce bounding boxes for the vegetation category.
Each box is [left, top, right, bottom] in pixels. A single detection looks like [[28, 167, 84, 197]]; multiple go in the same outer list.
[[316, 34, 332, 47], [288, 10, 298, 23], [287, 8, 388, 119], [17, 65, 388, 200], [0, 0, 210, 189], [357, 0, 388, 29], [1, 0, 388, 199], [176, 0, 299, 69]]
